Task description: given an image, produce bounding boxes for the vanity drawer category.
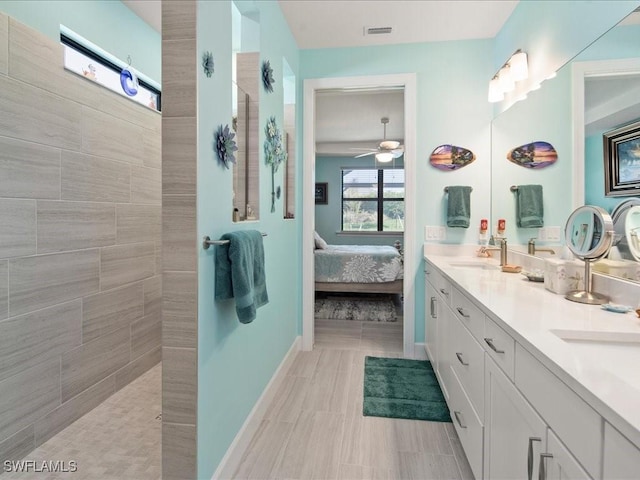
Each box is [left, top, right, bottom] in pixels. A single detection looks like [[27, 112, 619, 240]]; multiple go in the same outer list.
[[448, 366, 483, 480], [515, 344, 602, 478], [449, 314, 485, 421], [451, 287, 484, 341], [425, 262, 451, 305], [483, 316, 515, 380]]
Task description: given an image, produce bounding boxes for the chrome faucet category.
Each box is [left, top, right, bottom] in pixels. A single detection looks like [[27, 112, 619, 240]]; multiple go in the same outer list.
[[528, 238, 555, 256], [480, 238, 508, 266]]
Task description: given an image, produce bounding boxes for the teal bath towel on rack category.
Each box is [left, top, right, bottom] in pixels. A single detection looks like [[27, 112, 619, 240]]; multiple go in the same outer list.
[[215, 230, 269, 324], [516, 184, 544, 228], [446, 186, 472, 228]]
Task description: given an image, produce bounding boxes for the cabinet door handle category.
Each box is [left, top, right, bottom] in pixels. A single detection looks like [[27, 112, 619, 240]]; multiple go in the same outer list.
[[527, 437, 541, 480], [430, 297, 437, 318], [456, 352, 469, 366], [453, 410, 467, 429], [538, 453, 553, 480], [439, 288, 449, 296], [484, 337, 505, 354], [456, 307, 470, 318]]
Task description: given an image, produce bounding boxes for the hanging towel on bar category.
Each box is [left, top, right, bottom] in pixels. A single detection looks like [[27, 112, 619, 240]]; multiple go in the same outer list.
[[215, 230, 269, 324], [516, 184, 544, 228], [446, 186, 472, 228]]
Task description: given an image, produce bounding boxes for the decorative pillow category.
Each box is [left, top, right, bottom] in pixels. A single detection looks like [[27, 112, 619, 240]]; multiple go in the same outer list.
[[314, 231, 328, 249]]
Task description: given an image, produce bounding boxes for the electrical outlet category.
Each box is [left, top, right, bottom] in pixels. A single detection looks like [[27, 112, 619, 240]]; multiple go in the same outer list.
[[546, 226, 561, 241], [425, 226, 446, 241], [538, 227, 547, 241]]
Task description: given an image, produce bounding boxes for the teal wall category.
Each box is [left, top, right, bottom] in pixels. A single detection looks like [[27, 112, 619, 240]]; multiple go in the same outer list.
[[585, 132, 622, 213], [301, 38, 494, 347], [196, 1, 300, 478], [315, 156, 404, 246], [0, 0, 161, 83], [491, 65, 573, 245]]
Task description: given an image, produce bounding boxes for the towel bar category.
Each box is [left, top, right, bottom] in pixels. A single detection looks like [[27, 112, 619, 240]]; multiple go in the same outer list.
[[202, 232, 267, 249], [444, 186, 473, 193], [510, 185, 518, 192]]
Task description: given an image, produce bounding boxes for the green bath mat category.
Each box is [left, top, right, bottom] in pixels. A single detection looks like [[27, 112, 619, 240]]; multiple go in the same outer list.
[[363, 356, 451, 422]]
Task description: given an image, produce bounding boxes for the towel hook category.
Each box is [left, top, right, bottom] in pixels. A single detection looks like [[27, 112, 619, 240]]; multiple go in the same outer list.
[[203, 232, 268, 249], [510, 185, 518, 192]]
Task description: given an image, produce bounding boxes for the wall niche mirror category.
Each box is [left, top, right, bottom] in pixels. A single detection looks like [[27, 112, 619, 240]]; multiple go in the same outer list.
[[491, 8, 640, 285], [232, 1, 260, 221], [283, 57, 296, 219], [564, 205, 614, 304]]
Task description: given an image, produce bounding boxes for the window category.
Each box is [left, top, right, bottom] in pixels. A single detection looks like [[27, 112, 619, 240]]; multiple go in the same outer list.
[[60, 30, 161, 112], [342, 168, 404, 232]]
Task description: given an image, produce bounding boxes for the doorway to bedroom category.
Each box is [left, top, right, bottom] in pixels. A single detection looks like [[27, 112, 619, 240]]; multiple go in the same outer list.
[[302, 74, 417, 357]]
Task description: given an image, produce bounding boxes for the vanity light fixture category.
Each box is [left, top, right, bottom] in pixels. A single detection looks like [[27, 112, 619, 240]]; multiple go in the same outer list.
[[488, 49, 529, 103]]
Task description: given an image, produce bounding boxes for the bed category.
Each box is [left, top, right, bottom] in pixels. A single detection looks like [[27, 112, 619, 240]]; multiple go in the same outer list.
[[314, 243, 404, 294]]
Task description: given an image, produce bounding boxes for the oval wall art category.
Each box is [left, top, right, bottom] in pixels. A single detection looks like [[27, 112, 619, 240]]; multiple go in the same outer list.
[[429, 144, 476, 171], [507, 141, 558, 169]]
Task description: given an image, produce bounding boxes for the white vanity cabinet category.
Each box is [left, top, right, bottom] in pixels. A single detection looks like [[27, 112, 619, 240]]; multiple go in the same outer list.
[[424, 264, 452, 400], [484, 355, 547, 480], [603, 422, 640, 479]]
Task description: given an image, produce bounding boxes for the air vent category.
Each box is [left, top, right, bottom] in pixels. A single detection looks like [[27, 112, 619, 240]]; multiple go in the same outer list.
[[364, 26, 393, 35]]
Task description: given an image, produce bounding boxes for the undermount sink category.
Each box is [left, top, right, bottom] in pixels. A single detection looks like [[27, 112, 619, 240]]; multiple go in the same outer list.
[[447, 259, 499, 270], [550, 329, 640, 391]]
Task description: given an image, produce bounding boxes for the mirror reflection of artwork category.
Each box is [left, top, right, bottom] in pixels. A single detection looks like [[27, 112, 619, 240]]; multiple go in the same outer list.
[[506, 141, 558, 168], [429, 144, 476, 170], [603, 121, 640, 196], [616, 139, 640, 183]]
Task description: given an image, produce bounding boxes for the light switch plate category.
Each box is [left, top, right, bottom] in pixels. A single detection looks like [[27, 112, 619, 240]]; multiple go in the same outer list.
[[425, 226, 446, 241]]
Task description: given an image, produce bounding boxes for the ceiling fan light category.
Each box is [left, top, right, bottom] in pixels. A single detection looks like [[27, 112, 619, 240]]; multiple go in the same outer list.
[[376, 152, 394, 163], [509, 51, 528, 81]]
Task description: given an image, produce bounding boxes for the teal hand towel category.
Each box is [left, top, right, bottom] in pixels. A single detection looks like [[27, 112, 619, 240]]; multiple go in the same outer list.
[[446, 186, 472, 228], [215, 230, 269, 324], [516, 184, 544, 228]]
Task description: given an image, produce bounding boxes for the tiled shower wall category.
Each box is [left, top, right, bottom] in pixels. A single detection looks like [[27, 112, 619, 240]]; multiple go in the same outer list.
[[161, 1, 198, 479], [0, 14, 161, 463]]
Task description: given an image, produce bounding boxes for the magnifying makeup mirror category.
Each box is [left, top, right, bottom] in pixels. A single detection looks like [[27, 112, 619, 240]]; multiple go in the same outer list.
[[564, 205, 614, 304], [626, 205, 640, 262]]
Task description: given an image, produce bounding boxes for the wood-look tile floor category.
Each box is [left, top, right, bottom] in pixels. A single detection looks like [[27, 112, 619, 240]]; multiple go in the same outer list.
[[3, 364, 161, 480], [232, 317, 474, 480]]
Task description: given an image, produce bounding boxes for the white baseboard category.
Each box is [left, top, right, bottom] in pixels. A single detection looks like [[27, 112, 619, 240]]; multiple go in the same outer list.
[[413, 342, 428, 360], [212, 336, 301, 480]]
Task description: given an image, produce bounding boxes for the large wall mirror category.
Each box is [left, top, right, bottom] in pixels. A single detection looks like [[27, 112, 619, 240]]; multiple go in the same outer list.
[[232, 1, 260, 221], [283, 57, 296, 219], [491, 8, 640, 284]]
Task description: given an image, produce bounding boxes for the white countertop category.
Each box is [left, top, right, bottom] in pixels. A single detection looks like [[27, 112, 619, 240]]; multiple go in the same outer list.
[[424, 246, 640, 449]]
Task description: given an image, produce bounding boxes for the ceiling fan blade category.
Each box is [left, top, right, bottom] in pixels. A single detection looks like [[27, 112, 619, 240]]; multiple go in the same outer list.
[[354, 151, 376, 158], [350, 147, 378, 152]]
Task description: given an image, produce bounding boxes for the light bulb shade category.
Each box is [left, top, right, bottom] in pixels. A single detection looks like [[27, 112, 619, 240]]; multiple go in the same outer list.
[[488, 77, 504, 103], [375, 152, 393, 163], [509, 51, 528, 81], [498, 65, 515, 92]]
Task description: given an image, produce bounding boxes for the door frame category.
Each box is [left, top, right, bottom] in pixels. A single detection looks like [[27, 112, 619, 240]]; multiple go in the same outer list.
[[302, 73, 417, 357]]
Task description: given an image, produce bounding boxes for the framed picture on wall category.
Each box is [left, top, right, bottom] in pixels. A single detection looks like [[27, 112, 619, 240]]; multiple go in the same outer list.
[[315, 182, 328, 204], [604, 120, 640, 196]]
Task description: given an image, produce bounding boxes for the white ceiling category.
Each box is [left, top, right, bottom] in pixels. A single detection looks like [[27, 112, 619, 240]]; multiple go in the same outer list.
[[121, 0, 161, 32], [278, 0, 518, 49]]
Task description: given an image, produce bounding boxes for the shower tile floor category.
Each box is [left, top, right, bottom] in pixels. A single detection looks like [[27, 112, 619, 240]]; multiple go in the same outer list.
[[3, 364, 161, 480]]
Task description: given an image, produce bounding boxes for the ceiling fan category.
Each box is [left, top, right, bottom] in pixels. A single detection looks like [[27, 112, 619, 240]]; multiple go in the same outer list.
[[352, 117, 404, 162]]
